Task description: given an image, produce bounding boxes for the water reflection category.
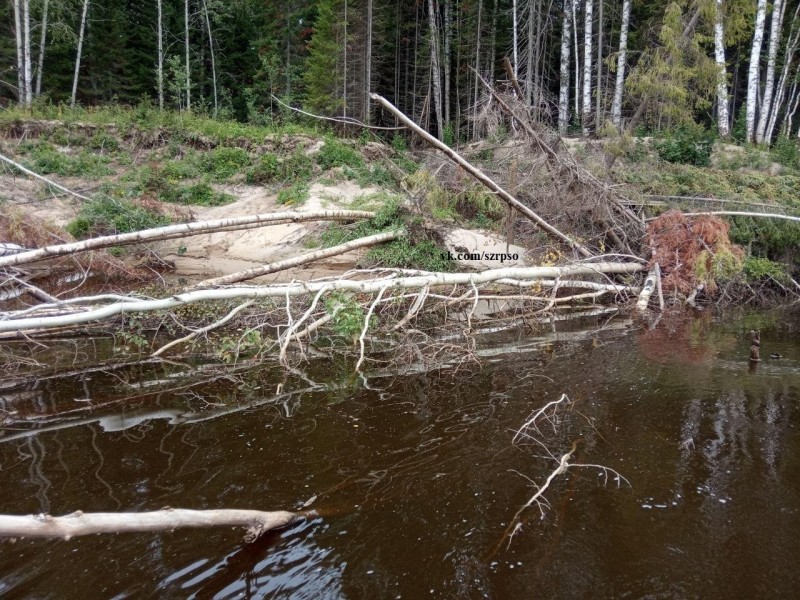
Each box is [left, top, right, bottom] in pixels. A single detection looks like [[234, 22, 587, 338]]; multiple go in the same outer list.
[[0, 312, 798, 598]]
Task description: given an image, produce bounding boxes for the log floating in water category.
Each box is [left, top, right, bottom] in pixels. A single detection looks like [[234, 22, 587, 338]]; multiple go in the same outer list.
[[0, 508, 304, 541]]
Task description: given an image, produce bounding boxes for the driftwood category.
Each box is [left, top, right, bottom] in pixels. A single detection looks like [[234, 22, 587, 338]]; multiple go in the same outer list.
[[0, 508, 303, 541], [0, 151, 91, 201], [194, 230, 402, 288], [0, 210, 376, 269], [0, 262, 644, 334], [636, 264, 659, 311], [369, 93, 593, 258]]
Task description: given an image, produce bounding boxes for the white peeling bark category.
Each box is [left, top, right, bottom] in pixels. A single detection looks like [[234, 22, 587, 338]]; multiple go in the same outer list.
[[714, 0, 730, 137], [559, 0, 573, 134], [746, 0, 768, 143], [22, 0, 32, 106], [0, 509, 301, 540], [610, 0, 631, 129], [35, 0, 49, 97], [70, 0, 90, 108], [582, 0, 593, 134], [766, 4, 800, 141], [756, 0, 785, 143], [14, 0, 23, 105]]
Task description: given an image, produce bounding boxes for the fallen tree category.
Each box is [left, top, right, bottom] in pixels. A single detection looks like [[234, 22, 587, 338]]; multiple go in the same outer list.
[[0, 262, 645, 334], [0, 210, 376, 269], [0, 508, 305, 542]]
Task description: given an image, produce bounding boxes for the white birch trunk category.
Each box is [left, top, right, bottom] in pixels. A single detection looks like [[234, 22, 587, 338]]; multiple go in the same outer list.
[[573, 0, 581, 120], [157, 0, 164, 110], [35, 0, 49, 97], [14, 0, 23, 105], [185, 0, 191, 112], [765, 5, 800, 141], [755, 0, 785, 143], [610, 0, 630, 128], [746, 0, 768, 143], [70, 0, 90, 108], [365, 0, 373, 124], [595, 0, 603, 130], [714, 0, 730, 137], [558, 0, 573, 134], [428, 0, 444, 139], [582, 0, 593, 134], [443, 0, 451, 126], [22, 0, 32, 106], [512, 0, 519, 78], [473, 0, 483, 140], [201, 0, 217, 117]]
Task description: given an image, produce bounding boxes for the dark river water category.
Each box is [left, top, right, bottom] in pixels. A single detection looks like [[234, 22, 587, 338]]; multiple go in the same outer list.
[[1, 310, 799, 599]]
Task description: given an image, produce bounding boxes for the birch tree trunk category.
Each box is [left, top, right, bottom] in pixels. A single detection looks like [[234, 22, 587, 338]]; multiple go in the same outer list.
[[582, 0, 594, 134], [365, 0, 373, 124], [766, 6, 800, 141], [558, 0, 573, 134], [35, 0, 49, 97], [594, 0, 603, 130], [756, 0, 785, 143], [443, 0, 451, 126], [70, 0, 90, 108], [201, 0, 217, 117], [610, 0, 631, 128], [428, 0, 444, 139], [746, 0, 768, 143], [157, 0, 163, 110], [22, 0, 32, 106], [472, 0, 483, 140], [714, 0, 730, 137], [573, 0, 581, 120], [14, 0, 23, 105], [512, 0, 519, 78], [185, 0, 191, 112]]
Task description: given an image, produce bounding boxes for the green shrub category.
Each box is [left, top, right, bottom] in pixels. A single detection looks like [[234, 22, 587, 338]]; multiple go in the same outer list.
[[771, 135, 799, 169], [316, 138, 364, 170], [320, 198, 404, 246], [161, 158, 200, 180], [653, 126, 715, 166], [743, 256, 789, 282], [199, 146, 251, 180], [20, 142, 113, 177], [276, 181, 310, 205], [88, 131, 120, 152], [325, 292, 369, 340], [160, 182, 234, 206], [246, 153, 280, 184], [366, 239, 453, 272], [66, 195, 171, 238]]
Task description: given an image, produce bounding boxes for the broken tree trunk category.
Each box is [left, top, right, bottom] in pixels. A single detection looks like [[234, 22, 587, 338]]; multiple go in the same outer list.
[[0, 508, 303, 541], [0, 210, 375, 269], [0, 262, 645, 334], [194, 230, 402, 288], [636, 264, 659, 311], [369, 93, 594, 258]]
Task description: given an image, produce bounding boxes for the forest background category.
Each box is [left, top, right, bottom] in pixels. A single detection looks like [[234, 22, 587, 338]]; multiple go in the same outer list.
[[3, 0, 798, 147]]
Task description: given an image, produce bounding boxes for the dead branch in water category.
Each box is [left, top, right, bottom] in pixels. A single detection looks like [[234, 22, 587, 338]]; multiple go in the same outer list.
[[0, 508, 305, 542], [0, 210, 376, 269], [495, 394, 630, 553], [370, 93, 593, 258]]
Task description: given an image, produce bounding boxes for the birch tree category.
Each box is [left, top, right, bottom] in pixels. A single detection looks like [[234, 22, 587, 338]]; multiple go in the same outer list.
[[22, 0, 32, 106], [201, 0, 218, 117], [35, 0, 49, 97], [428, 0, 444, 139], [70, 0, 90, 108], [611, 0, 632, 128], [745, 0, 768, 143], [755, 0, 785, 143], [14, 0, 23, 104], [185, 0, 191, 112], [714, 0, 730, 137], [157, 0, 164, 109], [559, 0, 574, 133], [582, 0, 594, 134], [766, 5, 800, 140]]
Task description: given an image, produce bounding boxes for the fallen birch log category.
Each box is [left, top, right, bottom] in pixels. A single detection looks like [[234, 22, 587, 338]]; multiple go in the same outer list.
[[0, 262, 645, 333], [0, 151, 91, 201], [636, 265, 659, 311], [370, 93, 593, 258], [0, 210, 375, 269], [194, 230, 402, 288], [0, 508, 303, 541]]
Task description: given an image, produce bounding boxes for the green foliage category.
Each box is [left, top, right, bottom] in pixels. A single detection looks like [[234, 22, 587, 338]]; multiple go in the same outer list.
[[742, 257, 789, 283], [198, 146, 251, 180], [653, 126, 715, 166], [246, 153, 280, 184], [365, 239, 453, 272], [160, 182, 235, 206], [17, 141, 113, 177], [245, 150, 314, 185], [324, 292, 368, 340], [729, 217, 800, 264], [316, 138, 364, 170], [161, 157, 201, 180], [88, 132, 120, 152], [276, 181, 310, 205], [771, 136, 799, 169], [304, 0, 345, 116], [216, 330, 264, 363], [66, 195, 171, 238], [391, 134, 408, 154], [320, 197, 404, 246]]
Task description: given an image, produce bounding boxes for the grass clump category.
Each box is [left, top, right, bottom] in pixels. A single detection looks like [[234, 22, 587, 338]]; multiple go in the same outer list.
[[160, 182, 234, 206], [316, 138, 364, 170], [66, 195, 172, 238], [276, 181, 310, 205], [365, 238, 452, 272], [198, 146, 251, 181], [246, 153, 280, 184], [17, 141, 112, 177], [88, 131, 120, 152], [320, 198, 405, 246]]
